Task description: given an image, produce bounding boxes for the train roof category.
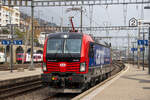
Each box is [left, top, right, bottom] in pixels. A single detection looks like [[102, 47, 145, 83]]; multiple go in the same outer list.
[[47, 32, 83, 39]]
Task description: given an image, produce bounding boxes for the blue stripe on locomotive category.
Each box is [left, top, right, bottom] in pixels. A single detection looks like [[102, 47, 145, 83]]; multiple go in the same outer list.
[[89, 44, 110, 67]]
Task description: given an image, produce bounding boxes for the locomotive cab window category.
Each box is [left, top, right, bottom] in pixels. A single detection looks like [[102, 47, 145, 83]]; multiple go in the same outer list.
[[47, 39, 63, 53], [47, 38, 82, 54], [64, 39, 81, 54]]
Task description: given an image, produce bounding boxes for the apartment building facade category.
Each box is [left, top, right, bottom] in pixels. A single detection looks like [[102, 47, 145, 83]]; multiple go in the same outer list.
[[0, 6, 20, 26]]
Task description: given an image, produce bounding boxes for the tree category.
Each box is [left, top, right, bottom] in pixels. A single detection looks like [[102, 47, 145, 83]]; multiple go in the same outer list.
[[2, 29, 9, 34], [0, 46, 4, 52], [14, 28, 25, 40]]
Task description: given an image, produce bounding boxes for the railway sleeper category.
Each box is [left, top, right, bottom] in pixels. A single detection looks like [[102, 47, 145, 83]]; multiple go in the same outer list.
[[0, 84, 43, 99], [0, 80, 42, 93]]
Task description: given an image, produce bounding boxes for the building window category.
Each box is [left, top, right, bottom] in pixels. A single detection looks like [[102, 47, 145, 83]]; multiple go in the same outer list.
[[6, 20, 8, 23], [15, 13, 19, 17], [16, 19, 18, 22], [6, 15, 8, 18]]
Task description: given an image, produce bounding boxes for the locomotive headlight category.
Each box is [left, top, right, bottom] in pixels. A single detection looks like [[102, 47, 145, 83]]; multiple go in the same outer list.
[[80, 62, 86, 72], [42, 62, 47, 71]]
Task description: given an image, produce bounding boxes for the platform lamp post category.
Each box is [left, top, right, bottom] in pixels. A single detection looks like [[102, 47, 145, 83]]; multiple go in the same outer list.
[[8, 4, 13, 73], [144, 6, 150, 74], [123, 47, 127, 62], [131, 42, 136, 66], [147, 25, 150, 74], [141, 7, 150, 74], [141, 31, 147, 71], [29, 0, 35, 70]]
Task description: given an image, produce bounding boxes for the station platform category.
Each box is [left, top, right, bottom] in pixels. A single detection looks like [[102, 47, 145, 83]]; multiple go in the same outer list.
[[80, 64, 150, 100], [0, 67, 42, 87]]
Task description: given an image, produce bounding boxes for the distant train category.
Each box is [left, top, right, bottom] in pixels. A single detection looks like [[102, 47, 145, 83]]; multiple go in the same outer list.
[[41, 32, 112, 93], [16, 53, 43, 63], [0, 52, 5, 64], [33, 54, 43, 62]]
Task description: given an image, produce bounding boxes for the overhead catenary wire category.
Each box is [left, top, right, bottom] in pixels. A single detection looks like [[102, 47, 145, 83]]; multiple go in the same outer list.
[[83, 7, 102, 29]]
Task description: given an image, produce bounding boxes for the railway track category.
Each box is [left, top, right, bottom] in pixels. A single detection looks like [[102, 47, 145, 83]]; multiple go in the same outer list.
[[42, 61, 125, 100], [0, 79, 44, 100], [0, 61, 125, 100]]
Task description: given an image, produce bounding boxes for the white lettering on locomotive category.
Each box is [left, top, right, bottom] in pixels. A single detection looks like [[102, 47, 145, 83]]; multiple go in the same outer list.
[[96, 49, 104, 65]]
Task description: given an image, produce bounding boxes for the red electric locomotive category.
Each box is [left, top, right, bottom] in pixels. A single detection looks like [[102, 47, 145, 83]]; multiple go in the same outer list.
[[41, 32, 112, 93]]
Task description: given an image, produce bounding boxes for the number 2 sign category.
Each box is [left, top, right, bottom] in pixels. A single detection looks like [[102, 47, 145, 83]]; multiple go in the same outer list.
[[129, 18, 138, 27]]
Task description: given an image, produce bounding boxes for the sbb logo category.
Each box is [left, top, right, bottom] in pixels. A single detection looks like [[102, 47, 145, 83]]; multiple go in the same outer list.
[[60, 63, 66, 67]]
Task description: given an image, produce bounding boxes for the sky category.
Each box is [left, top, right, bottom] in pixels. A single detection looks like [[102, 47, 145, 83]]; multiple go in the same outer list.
[[20, 3, 150, 50]]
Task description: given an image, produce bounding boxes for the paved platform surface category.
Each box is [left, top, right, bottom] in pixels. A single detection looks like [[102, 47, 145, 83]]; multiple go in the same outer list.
[[82, 64, 150, 100], [0, 67, 42, 81]]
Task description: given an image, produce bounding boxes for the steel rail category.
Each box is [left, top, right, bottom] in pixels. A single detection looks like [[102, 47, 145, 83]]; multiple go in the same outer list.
[[0, 79, 43, 99]]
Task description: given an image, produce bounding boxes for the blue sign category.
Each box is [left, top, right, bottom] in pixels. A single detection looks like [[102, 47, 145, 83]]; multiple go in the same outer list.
[[1, 40, 11, 45], [144, 40, 148, 46], [138, 40, 148, 46], [13, 40, 23, 45], [140, 48, 145, 52], [131, 48, 137, 51], [131, 48, 145, 52], [138, 40, 144, 45]]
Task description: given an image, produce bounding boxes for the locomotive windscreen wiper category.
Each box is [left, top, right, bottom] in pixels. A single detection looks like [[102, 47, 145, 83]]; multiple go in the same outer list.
[[54, 47, 62, 58], [64, 39, 73, 58]]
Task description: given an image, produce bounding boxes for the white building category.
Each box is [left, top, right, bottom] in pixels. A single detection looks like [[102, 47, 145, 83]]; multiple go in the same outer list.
[[0, 6, 20, 26], [38, 32, 49, 45]]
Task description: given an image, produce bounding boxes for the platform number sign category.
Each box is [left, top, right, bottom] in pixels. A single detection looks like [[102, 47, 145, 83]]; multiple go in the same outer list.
[[129, 18, 138, 27], [138, 40, 148, 46], [1, 40, 23, 45], [131, 48, 137, 51]]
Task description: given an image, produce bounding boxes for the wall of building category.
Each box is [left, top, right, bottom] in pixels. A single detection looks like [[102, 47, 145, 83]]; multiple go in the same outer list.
[[0, 6, 20, 26]]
